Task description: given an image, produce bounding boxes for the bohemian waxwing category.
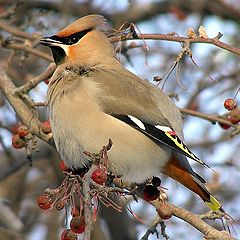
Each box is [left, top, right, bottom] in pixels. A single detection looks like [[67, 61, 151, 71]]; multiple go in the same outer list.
[[40, 15, 222, 211]]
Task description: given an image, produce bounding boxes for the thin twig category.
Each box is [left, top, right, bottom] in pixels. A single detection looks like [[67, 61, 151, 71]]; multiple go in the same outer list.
[[0, 67, 54, 146], [141, 216, 169, 240], [179, 108, 234, 126], [82, 176, 93, 240], [199, 211, 226, 221], [2, 42, 52, 62], [180, 108, 240, 136], [0, 20, 37, 40], [14, 63, 56, 95], [147, 199, 235, 240], [110, 33, 240, 56]]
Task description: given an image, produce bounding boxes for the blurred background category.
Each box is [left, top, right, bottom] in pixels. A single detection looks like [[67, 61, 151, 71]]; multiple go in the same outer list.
[[0, 0, 239, 239]]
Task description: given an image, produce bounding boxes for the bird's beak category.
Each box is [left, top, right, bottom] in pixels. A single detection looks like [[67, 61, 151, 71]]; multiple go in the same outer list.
[[39, 36, 62, 46]]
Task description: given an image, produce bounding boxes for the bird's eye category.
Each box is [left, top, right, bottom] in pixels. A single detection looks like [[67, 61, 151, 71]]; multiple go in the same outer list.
[[68, 36, 78, 45]]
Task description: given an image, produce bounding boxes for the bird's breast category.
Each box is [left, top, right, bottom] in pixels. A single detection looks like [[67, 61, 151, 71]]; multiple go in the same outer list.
[[49, 83, 171, 183]]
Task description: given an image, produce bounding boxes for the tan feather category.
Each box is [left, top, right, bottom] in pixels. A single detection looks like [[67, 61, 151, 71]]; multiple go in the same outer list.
[[40, 15, 222, 211], [56, 14, 111, 37]]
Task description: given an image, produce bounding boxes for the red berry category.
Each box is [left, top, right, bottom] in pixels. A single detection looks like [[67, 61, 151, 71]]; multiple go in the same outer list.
[[37, 193, 53, 210], [11, 124, 20, 134], [143, 185, 160, 201], [70, 216, 85, 234], [91, 168, 107, 185], [169, 6, 186, 21], [12, 134, 26, 149], [188, 102, 199, 111], [157, 203, 173, 220], [218, 122, 231, 130], [59, 160, 70, 172], [41, 120, 51, 134], [44, 79, 49, 85], [224, 98, 237, 111], [61, 229, 77, 240], [17, 125, 29, 138]]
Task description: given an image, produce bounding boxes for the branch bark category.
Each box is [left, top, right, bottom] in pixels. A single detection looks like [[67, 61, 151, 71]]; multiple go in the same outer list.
[[14, 63, 56, 95], [110, 34, 240, 56], [0, 20, 37, 41], [147, 199, 235, 240], [2, 42, 53, 62], [8, 0, 240, 24], [0, 66, 54, 146]]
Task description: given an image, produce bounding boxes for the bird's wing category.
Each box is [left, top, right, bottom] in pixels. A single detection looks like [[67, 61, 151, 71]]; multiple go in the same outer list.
[[92, 66, 184, 138], [112, 114, 212, 170]]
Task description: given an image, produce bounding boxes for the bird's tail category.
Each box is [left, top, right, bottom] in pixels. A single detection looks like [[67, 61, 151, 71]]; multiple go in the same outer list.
[[162, 155, 222, 211], [192, 174, 222, 211], [205, 195, 222, 211]]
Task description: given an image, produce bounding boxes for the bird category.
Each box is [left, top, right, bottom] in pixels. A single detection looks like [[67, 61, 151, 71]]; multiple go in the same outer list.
[[40, 14, 222, 211]]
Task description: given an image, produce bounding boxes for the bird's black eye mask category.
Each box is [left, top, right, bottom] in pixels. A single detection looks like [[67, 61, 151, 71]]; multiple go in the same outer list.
[[50, 29, 91, 45]]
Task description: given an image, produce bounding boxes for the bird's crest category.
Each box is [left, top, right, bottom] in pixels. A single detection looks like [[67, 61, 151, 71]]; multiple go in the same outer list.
[[56, 15, 111, 38]]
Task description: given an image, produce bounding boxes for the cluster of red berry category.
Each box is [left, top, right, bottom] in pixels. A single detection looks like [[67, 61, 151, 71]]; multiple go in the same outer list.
[[143, 177, 172, 220], [11, 125, 29, 149], [59, 160, 108, 185], [37, 191, 85, 240], [219, 98, 239, 129], [37, 160, 109, 239], [60, 208, 85, 240], [11, 120, 51, 149], [38, 159, 173, 238]]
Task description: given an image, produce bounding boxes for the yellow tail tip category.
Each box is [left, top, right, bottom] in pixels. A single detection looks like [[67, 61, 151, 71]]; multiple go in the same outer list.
[[205, 195, 222, 211]]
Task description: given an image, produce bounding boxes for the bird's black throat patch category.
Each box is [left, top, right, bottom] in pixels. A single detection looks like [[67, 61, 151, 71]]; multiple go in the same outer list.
[[50, 46, 66, 65]]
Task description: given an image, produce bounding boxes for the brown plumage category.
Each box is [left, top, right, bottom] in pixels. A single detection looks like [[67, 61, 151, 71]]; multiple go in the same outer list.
[[40, 14, 221, 211]]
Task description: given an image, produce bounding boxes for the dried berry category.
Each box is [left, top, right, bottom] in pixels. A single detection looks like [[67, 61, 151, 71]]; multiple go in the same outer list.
[[41, 120, 52, 134], [12, 134, 26, 149], [44, 79, 50, 85], [91, 168, 107, 185], [61, 229, 77, 240], [59, 160, 70, 172], [157, 203, 173, 220], [17, 125, 29, 138], [37, 193, 53, 210], [218, 122, 231, 130], [151, 177, 161, 187], [188, 102, 199, 111], [143, 185, 160, 201], [70, 216, 85, 234], [224, 98, 237, 111], [11, 124, 20, 134]]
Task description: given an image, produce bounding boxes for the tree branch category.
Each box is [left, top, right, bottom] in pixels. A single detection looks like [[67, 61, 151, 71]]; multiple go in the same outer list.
[[0, 66, 54, 146], [2, 42, 53, 62], [0, 20, 37, 41], [147, 199, 235, 240], [10, 0, 240, 24], [14, 63, 56, 95], [179, 108, 233, 125], [110, 33, 240, 56], [179, 108, 240, 137]]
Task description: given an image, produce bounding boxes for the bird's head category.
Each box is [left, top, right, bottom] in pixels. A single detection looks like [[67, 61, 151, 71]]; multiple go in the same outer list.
[[40, 15, 114, 65]]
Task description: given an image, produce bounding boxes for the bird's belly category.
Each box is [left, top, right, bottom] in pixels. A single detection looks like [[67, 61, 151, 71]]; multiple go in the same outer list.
[[50, 102, 170, 183]]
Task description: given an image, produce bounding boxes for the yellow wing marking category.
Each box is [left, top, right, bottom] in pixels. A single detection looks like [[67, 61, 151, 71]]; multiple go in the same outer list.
[[165, 132, 211, 169]]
